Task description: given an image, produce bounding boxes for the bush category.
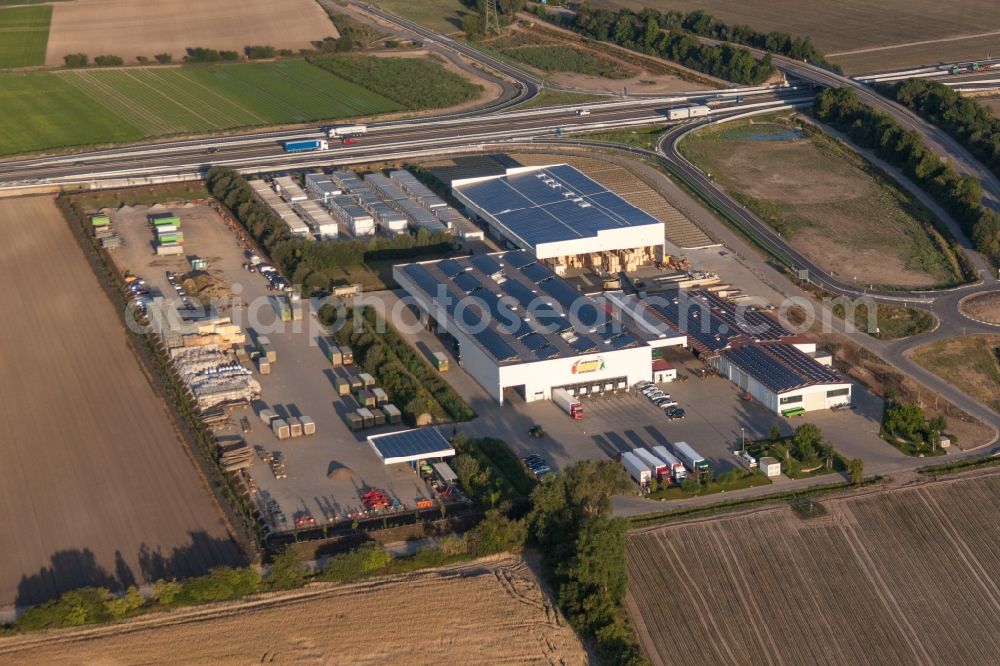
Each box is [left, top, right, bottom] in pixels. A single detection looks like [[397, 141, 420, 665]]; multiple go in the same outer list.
[[17, 587, 115, 631], [464, 510, 526, 556], [154, 53, 172, 64], [185, 47, 222, 62], [220, 50, 240, 61], [63, 53, 88, 67], [316, 543, 391, 582], [136, 55, 150, 64], [246, 45, 276, 59], [452, 435, 535, 515], [173, 567, 261, 604], [267, 545, 308, 591], [94, 55, 124, 66], [307, 54, 481, 110]]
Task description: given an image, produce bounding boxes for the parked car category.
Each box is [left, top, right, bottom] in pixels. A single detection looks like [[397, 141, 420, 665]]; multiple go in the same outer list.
[[667, 407, 686, 420]]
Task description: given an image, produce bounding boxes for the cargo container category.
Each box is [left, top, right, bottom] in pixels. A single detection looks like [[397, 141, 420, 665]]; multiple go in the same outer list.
[[344, 411, 363, 431], [634, 448, 669, 481], [300, 415, 316, 435], [335, 378, 351, 397], [328, 344, 343, 366], [552, 388, 583, 420], [257, 357, 271, 375], [673, 441, 710, 475], [357, 407, 375, 429], [433, 352, 449, 372], [651, 445, 686, 481], [348, 375, 363, 392], [258, 408, 277, 425], [91, 214, 111, 227], [151, 214, 180, 227], [154, 224, 178, 234], [359, 372, 375, 389], [157, 234, 184, 244], [341, 346, 354, 365], [283, 139, 329, 153], [373, 410, 386, 427], [287, 417, 303, 438], [621, 451, 653, 486], [372, 387, 388, 405], [382, 403, 401, 424], [357, 390, 376, 409], [326, 124, 367, 138], [272, 418, 290, 440]]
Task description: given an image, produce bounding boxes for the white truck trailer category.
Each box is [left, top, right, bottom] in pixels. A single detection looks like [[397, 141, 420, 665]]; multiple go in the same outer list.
[[665, 104, 711, 121], [673, 440, 710, 475], [634, 448, 669, 481], [652, 445, 686, 481], [621, 451, 653, 487], [327, 124, 368, 138], [552, 388, 583, 420]]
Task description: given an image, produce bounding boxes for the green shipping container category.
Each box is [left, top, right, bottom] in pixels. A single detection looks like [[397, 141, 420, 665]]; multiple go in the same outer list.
[[335, 379, 351, 397], [343, 412, 363, 431], [158, 235, 183, 245], [153, 216, 181, 227], [91, 215, 110, 227]]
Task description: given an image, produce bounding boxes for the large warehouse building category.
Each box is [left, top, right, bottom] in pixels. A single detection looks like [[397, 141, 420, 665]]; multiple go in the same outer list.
[[451, 164, 665, 274], [394, 251, 655, 404]]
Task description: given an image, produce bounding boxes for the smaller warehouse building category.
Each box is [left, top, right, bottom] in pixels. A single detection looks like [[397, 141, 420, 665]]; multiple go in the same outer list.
[[368, 428, 455, 465], [714, 342, 851, 415]]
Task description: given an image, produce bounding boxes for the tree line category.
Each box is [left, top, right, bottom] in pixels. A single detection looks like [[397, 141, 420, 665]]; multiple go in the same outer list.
[[814, 87, 1000, 265], [891, 79, 1000, 185], [543, 5, 773, 85], [205, 167, 453, 295]]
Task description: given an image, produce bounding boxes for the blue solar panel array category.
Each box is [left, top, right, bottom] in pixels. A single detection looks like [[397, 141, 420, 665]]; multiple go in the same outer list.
[[399, 252, 647, 364], [723, 345, 810, 392], [370, 428, 453, 461], [455, 165, 662, 250]]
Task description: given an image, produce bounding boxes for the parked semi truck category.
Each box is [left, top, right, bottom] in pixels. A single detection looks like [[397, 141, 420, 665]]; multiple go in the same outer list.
[[326, 124, 367, 138], [620, 451, 652, 486], [673, 440, 710, 474], [283, 139, 328, 153], [552, 388, 583, 420], [634, 448, 669, 481], [665, 104, 711, 121], [652, 445, 686, 482]]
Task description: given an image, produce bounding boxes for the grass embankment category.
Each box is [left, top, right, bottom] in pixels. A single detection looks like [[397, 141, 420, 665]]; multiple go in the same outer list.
[[373, 0, 470, 35], [648, 469, 771, 500], [70, 182, 210, 209], [0, 5, 50, 68], [831, 301, 936, 339], [577, 126, 666, 151], [518, 88, 607, 110], [679, 115, 966, 289], [911, 335, 1000, 413], [482, 31, 632, 79]]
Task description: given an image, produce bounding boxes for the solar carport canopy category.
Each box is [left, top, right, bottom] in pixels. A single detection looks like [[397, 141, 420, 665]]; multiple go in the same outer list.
[[368, 428, 455, 465]]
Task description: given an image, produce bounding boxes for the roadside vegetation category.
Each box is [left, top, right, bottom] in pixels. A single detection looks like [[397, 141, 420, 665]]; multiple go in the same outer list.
[[542, 5, 774, 84], [746, 423, 853, 479], [205, 168, 454, 294], [578, 126, 666, 151], [881, 401, 949, 456], [647, 467, 770, 500], [814, 87, 1000, 267], [911, 334, 1000, 414], [518, 88, 607, 110], [451, 434, 536, 517], [831, 300, 936, 339], [318, 305, 475, 425], [680, 114, 967, 288]]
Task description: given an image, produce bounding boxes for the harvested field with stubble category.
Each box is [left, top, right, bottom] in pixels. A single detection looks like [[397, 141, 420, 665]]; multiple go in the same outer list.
[[0, 556, 587, 665], [0, 196, 243, 610], [627, 472, 1000, 665], [594, 0, 1000, 73], [44, 0, 338, 66]]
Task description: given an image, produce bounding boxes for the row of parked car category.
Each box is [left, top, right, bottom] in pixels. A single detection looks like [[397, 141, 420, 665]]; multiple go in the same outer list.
[[165, 271, 196, 310], [522, 453, 551, 479], [636, 381, 686, 421]]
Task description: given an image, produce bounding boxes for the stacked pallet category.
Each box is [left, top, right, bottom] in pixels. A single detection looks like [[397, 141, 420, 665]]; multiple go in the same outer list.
[[170, 344, 262, 410], [218, 438, 253, 472]]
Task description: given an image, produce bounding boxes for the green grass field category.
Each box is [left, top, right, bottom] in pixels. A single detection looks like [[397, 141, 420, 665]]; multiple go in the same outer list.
[[0, 5, 50, 68], [374, 0, 470, 34], [0, 61, 400, 156]]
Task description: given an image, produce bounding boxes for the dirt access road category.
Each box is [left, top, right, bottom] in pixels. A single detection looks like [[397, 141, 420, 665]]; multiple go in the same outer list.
[[0, 556, 588, 665], [45, 0, 338, 66], [0, 196, 243, 611]]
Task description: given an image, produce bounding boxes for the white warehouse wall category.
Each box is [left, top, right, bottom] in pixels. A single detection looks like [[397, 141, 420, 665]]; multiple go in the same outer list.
[[498, 346, 651, 403]]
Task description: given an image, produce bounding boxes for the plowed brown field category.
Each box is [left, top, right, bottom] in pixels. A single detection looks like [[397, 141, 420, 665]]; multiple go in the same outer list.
[[626, 473, 1000, 665], [45, 0, 338, 66], [0, 556, 588, 665], [0, 196, 243, 610]]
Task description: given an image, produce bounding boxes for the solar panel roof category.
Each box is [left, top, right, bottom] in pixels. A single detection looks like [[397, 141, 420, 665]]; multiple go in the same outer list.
[[455, 165, 662, 249], [368, 428, 455, 465], [722, 344, 841, 393]]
